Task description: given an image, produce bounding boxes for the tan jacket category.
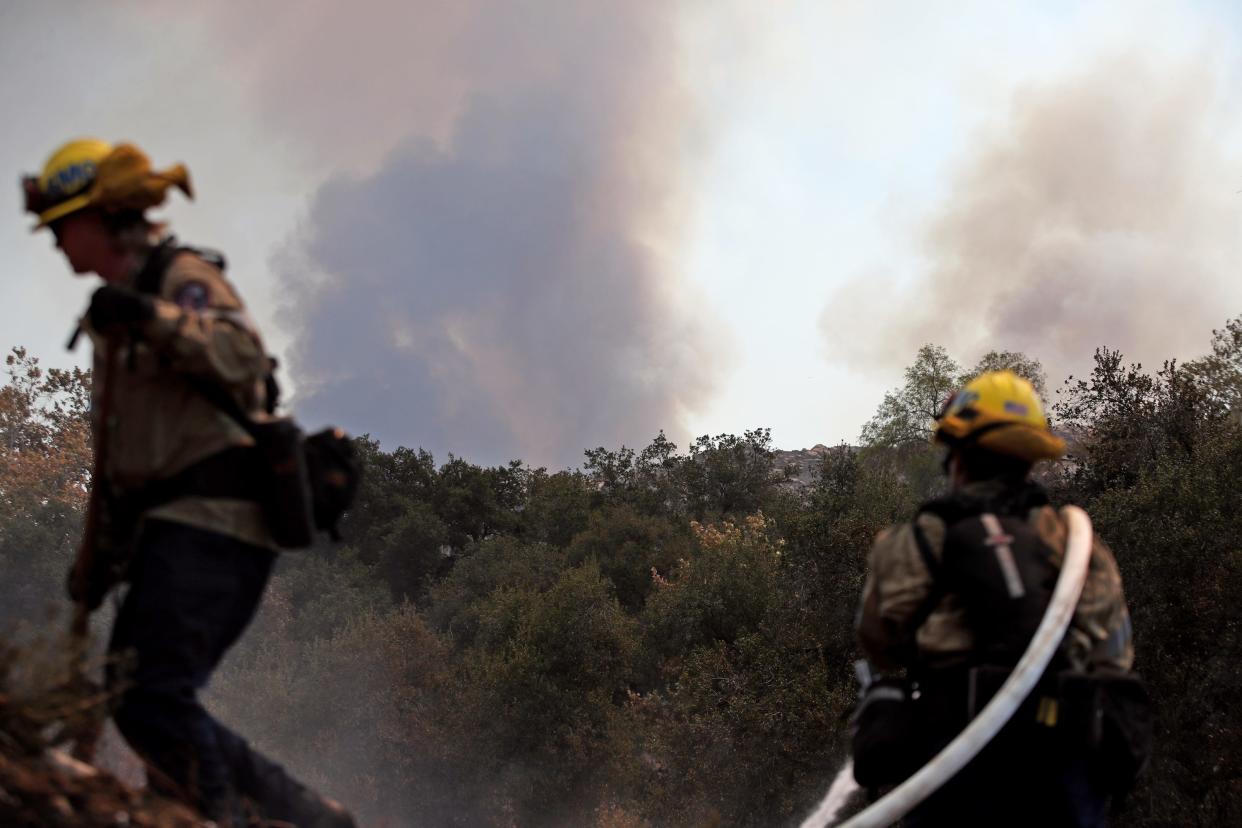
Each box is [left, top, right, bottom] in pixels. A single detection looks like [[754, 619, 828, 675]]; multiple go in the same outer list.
[[858, 482, 1134, 675], [86, 248, 276, 550]]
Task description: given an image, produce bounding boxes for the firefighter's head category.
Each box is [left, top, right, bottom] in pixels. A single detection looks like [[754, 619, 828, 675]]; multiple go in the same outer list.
[[933, 370, 1065, 484], [23, 139, 192, 279]]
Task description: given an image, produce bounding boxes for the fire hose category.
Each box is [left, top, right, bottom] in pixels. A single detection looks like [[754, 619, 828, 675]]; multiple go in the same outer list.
[[800, 505, 1095, 828]]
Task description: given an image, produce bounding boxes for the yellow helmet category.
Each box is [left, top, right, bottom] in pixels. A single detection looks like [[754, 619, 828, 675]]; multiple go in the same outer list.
[[26, 138, 114, 227], [22, 138, 192, 229], [934, 370, 1065, 462]]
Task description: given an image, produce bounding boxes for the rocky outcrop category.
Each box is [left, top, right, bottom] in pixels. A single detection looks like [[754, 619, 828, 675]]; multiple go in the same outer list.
[[771, 444, 846, 487], [0, 640, 208, 828], [0, 744, 205, 827]]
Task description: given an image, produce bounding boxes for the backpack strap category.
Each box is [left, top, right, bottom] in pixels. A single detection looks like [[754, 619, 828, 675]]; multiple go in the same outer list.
[[912, 518, 941, 579], [133, 238, 181, 297], [133, 237, 227, 297], [907, 517, 948, 636]]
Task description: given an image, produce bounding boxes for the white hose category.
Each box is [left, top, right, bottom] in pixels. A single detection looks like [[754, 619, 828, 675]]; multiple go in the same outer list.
[[801, 505, 1095, 828], [799, 758, 858, 828]]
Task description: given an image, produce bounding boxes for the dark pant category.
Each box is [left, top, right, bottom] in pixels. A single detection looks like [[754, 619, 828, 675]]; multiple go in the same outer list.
[[904, 721, 1111, 827], [892, 666, 1112, 827], [107, 520, 324, 823]]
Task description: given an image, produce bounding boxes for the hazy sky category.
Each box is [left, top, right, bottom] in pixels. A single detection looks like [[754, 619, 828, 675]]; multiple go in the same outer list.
[[4, 1, 1241, 467]]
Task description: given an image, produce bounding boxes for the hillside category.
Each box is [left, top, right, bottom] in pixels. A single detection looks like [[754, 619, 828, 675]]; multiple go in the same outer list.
[[2, 329, 1240, 825]]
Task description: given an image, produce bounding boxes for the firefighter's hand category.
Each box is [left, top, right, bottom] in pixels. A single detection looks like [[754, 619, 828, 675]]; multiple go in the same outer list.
[[66, 558, 88, 605], [66, 556, 107, 612], [88, 285, 154, 333]]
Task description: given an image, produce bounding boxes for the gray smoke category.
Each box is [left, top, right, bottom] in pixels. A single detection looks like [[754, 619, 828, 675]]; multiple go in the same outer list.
[[821, 54, 1242, 385], [248, 2, 722, 467]]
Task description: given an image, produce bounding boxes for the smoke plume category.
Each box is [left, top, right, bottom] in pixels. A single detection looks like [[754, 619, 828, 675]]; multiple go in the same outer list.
[[235, 2, 723, 468], [821, 54, 1242, 386]]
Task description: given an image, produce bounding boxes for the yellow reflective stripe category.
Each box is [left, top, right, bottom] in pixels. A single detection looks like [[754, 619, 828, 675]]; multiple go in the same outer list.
[[1035, 696, 1059, 727]]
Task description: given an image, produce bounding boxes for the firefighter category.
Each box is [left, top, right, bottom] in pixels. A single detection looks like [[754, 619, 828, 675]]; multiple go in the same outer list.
[[23, 138, 356, 828], [855, 370, 1147, 827]]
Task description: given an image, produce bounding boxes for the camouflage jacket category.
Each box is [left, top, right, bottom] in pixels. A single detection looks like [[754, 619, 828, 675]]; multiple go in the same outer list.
[[85, 246, 276, 550], [858, 480, 1134, 675]]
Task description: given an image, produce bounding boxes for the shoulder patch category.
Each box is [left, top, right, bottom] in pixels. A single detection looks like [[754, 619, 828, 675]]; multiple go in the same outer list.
[[173, 280, 211, 311]]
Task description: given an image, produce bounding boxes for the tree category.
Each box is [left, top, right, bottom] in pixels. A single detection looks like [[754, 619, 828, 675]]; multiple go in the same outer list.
[[640, 514, 785, 668], [1183, 315, 1242, 415], [677, 429, 782, 520], [456, 562, 640, 826], [425, 536, 566, 646], [583, 431, 681, 515], [1052, 348, 1187, 496], [334, 438, 437, 565], [522, 469, 593, 547], [432, 457, 526, 549], [960, 349, 1047, 398], [860, 344, 961, 448], [376, 499, 450, 602], [565, 503, 693, 611], [0, 347, 92, 627]]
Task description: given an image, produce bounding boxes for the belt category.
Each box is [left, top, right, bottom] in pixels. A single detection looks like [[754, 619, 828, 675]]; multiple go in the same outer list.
[[119, 446, 266, 516]]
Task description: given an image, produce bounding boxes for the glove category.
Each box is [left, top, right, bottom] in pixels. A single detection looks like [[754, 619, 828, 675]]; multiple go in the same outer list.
[[88, 285, 154, 333], [66, 550, 107, 611]]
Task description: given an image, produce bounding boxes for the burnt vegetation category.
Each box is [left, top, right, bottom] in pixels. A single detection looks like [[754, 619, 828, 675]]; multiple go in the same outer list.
[[1, 318, 1240, 826]]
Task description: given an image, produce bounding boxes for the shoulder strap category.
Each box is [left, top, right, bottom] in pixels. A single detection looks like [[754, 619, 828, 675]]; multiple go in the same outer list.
[[912, 518, 941, 579], [908, 518, 947, 635], [133, 239, 229, 298], [133, 239, 183, 297]]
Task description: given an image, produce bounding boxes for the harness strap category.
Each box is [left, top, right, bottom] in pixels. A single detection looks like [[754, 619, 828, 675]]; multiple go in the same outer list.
[[118, 446, 266, 518], [911, 519, 946, 620], [911, 519, 940, 578], [134, 237, 227, 296]]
